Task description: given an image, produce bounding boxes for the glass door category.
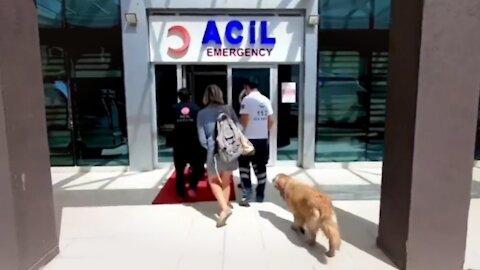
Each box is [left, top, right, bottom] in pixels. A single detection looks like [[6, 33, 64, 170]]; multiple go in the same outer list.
[[156, 65, 229, 164], [40, 34, 129, 166], [277, 65, 300, 162], [229, 66, 278, 165], [185, 65, 228, 108], [69, 40, 129, 166], [155, 65, 178, 163], [41, 45, 75, 166]]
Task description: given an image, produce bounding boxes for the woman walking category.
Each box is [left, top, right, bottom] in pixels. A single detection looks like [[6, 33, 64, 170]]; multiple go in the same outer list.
[[197, 84, 239, 227]]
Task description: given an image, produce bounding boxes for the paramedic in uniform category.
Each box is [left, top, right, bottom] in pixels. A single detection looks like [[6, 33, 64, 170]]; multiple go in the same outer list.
[[170, 88, 205, 200], [238, 77, 275, 207]]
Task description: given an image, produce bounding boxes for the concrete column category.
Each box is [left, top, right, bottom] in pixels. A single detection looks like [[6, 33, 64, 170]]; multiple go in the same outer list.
[[0, 0, 59, 269], [378, 0, 480, 269], [301, 0, 319, 169], [121, 0, 157, 171]]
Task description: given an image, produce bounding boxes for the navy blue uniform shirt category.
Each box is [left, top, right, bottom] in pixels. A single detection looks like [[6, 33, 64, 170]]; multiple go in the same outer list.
[[171, 101, 201, 149]]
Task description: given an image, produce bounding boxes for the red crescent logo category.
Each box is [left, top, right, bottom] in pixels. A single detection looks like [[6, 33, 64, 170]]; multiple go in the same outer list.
[[181, 107, 190, 115], [167, 25, 190, 58]]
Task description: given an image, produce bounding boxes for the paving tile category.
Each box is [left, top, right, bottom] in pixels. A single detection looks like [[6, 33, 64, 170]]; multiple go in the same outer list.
[[266, 254, 320, 270], [58, 206, 193, 240], [43, 254, 179, 270], [47, 169, 480, 270], [181, 216, 225, 254], [306, 168, 371, 186], [223, 254, 269, 270], [177, 253, 223, 270]]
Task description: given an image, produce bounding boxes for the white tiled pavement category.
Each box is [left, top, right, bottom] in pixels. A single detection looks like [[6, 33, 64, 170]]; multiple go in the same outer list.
[[42, 164, 480, 270]]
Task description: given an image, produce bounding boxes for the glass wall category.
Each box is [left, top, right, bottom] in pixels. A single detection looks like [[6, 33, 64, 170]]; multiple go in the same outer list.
[[42, 45, 74, 165], [315, 0, 390, 162], [37, 0, 129, 166], [320, 0, 391, 29], [317, 0, 480, 162]]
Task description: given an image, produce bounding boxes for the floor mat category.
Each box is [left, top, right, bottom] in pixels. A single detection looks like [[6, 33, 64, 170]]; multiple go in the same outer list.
[[152, 168, 236, 204]]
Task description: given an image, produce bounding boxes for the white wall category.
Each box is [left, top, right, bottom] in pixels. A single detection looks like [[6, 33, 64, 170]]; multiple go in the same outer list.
[[120, 0, 318, 170]]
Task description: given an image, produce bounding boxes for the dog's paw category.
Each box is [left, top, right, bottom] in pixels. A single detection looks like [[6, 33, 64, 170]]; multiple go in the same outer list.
[[307, 238, 316, 246], [290, 224, 301, 232], [326, 250, 335, 258]]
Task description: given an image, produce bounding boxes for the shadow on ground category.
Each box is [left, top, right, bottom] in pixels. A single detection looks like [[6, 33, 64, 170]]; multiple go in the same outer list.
[[258, 169, 396, 267], [258, 210, 328, 264], [190, 201, 219, 223]]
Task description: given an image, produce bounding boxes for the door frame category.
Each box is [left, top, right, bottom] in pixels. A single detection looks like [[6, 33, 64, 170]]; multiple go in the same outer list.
[[228, 65, 278, 166], [155, 64, 286, 168]]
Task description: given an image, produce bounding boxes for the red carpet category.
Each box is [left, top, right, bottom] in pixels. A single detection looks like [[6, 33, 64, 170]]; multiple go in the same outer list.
[[152, 168, 236, 204]]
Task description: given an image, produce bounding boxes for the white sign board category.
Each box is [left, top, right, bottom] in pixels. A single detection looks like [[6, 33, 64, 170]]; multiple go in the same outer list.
[[149, 16, 304, 63], [281, 82, 296, 103]]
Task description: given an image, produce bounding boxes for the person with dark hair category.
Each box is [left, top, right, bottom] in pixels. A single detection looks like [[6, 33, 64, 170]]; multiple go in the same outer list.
[[171, 88, 205, 200], [238, 77, 275, 207], [177, 88, 191, 103]]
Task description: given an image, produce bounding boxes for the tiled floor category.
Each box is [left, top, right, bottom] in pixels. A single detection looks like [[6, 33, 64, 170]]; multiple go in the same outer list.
[[43, 165, 480, 270]]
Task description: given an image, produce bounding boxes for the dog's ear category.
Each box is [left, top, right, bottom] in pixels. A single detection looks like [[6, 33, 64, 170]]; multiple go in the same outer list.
[[272, 175, 279, 188], [274, 174, 287, 190]]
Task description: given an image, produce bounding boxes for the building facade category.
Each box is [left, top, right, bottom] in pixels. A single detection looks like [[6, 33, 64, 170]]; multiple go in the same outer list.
[[2, 1, 477, 269], [38, 0, 477, 171]]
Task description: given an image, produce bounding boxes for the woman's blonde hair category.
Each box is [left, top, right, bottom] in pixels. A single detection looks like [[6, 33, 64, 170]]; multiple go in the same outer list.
[[203, 84, 225, 105]]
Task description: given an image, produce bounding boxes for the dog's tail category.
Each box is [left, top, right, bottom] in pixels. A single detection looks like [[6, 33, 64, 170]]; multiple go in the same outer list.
[[321, 211, 341, 252], [310, 196, 341, 253]]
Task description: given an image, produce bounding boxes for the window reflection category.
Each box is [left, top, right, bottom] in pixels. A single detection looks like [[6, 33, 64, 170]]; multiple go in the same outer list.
[[317, 0, 391, 162], [66, 0, 120, 28], [37, 0, 128, 166], [316, 51, 389, 162], [367, 52, 388, 160], [37, 0, 62, 28], [41, 45, 74, 166], [316, 51, 368, 161], [73, 47, 128, 166], [374, 0, 391, 29], [319, 0, 392, 30], [320, 0, 371, 29]]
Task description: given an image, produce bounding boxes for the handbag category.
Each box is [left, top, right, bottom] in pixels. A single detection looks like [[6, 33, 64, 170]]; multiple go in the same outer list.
[[239, 132, 255, 156], [221, 104, 255, 156]]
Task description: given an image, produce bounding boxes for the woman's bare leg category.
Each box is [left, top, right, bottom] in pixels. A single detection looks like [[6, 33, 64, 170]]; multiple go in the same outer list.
[[221, 171, 232, 205], [208, 175, 229, 212]]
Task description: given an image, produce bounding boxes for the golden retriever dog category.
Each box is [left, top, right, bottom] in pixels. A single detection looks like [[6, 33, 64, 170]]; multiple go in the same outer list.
[[273, 173, 341, 257]]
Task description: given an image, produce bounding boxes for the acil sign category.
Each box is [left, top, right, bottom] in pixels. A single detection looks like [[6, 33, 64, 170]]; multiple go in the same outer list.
[[201, 20, 276, 46]]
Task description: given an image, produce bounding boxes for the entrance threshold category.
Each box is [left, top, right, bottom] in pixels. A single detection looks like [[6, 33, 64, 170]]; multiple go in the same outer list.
[[50, 166, 131, 173]]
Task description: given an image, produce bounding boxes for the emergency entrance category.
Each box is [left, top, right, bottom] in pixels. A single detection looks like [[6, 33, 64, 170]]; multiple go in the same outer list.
[[149, 15, 304, 167]]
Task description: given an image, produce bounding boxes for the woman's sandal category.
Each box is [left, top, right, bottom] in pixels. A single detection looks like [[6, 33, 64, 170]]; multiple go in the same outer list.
[[216, 209, 232, 228]]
